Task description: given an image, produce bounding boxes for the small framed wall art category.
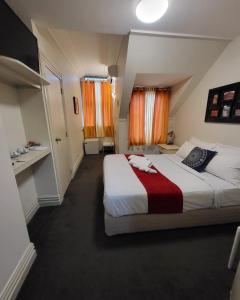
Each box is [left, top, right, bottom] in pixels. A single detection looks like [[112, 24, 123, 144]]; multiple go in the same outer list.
[[73, 96, 79, 114], [205, 82, 240, 123]]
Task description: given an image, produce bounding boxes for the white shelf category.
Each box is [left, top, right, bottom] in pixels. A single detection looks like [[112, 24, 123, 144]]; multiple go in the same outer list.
[[13, 149, 51, 176], [0, 56, 50, 89]]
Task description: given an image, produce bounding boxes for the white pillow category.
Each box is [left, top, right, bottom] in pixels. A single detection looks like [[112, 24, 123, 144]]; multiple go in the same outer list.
[[189, 137, 216, 150], [206, 155, 240, 186], [176, 141, 195, 158], [215, 144, 240, 156]]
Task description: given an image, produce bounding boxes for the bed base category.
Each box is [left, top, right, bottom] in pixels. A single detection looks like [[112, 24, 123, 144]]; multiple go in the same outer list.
[[104, 206, 240, 236]]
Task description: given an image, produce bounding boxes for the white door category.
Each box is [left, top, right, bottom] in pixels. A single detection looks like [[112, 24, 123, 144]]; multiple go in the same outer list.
[[44, 66, 71, 196]]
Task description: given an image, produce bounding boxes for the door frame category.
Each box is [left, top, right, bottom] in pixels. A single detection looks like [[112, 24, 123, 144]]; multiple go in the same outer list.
[[39, 52, 71, 198]]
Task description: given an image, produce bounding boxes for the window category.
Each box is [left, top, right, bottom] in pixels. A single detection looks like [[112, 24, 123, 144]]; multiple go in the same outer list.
[[81, 79, 114, 138], [129, 88, 169, 145]]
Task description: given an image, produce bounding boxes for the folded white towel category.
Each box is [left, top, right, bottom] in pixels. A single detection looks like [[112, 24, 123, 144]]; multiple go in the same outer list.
[[129, 159, 150, 168], [134, 164, 157, 174], [128, 155, 152, 168], [142, 166, 157, 174], [128, 155, 157, 173]]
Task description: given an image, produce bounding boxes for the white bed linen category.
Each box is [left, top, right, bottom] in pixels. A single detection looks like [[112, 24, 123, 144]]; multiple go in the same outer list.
[[103, 154, 240, 217]]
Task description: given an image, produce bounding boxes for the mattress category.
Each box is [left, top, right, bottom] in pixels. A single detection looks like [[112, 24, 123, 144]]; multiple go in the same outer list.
[[103, 154, 240, 218], [104, 206, 240, 236]]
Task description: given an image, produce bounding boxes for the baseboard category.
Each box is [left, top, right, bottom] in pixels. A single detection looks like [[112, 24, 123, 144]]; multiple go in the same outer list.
[[0, 243, 36, 300], [25, 202, 39, 224], [71, 151, 84, 179], [38, 194, 63, 207]]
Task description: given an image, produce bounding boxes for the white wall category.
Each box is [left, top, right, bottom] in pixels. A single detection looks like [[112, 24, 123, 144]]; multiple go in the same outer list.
[[16, 169, 39, 223], [33, 25, 126, 167], [0, 83, 27, 152], [47, 28, 126, 154], [48, 28, 124, 77], [61, 74, 84, 175], [118, 118, 129, 153], [120, 32, 229, 118], [33, 24, 84, 176], [0, 115, 31, 294], [0, 83, 40, 221], [114, 36, 129, 152], [173, 35, 240, 147], [114, 32, 229, 149]]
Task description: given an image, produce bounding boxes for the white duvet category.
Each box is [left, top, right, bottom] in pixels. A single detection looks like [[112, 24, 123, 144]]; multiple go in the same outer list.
[[103, 154, 240, 217]]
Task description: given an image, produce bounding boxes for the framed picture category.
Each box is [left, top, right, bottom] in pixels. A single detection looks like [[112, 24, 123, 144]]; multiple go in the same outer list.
[[73, 97, 79, 114], [223, 90, 235, 101], [221, 105, 231, 118], [205, 82, 240, 123], [210, 109, 219, 118], [236, 94, 240, 103], [212, 94, 219, 105], [234, 108, 240, 117]]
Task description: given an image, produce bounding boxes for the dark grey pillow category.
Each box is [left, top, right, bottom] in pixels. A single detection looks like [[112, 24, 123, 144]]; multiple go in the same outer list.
[[182, 147, 217, 172]]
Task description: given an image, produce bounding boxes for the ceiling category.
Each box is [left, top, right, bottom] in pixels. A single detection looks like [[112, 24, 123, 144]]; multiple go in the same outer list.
[[134, 73, 191, 88], [47, 27, 123, 76], [6, 0, 240, 39]]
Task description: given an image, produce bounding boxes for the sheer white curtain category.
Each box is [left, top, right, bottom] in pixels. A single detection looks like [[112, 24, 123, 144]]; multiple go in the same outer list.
[[94, 81, 104, 137], [144, 90, 156, 145]]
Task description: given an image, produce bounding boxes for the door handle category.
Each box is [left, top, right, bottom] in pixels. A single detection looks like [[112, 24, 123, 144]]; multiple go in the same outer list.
[[55, 138, 62, 143]]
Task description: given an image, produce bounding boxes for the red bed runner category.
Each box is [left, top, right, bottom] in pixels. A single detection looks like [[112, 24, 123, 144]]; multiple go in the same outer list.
[[125, 155, 183, 214]]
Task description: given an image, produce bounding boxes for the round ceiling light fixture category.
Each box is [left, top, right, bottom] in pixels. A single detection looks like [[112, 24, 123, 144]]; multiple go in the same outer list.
[[136, 0, 168, 23]]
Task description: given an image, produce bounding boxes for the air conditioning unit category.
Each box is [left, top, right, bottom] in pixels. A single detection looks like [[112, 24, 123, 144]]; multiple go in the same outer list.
[[84, 138, 100, 155], [108, 65, 118, 78]]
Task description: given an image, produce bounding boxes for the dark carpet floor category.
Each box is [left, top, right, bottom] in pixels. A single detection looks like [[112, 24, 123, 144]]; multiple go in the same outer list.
[[17, 154, 238, 300]]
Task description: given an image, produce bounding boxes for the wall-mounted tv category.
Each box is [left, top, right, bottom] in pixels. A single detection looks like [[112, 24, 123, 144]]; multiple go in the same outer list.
[[0, 0, 39, 73]]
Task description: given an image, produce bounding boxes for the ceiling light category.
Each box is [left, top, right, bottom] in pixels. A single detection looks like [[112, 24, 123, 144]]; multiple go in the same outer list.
[[136, 0, 168, 24]]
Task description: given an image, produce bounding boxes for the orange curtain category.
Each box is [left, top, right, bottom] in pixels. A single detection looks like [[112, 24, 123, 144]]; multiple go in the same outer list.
[[81, 81, 96, 138], [152, 89, 169, 144], [129, 89, 145, 145], [101, 82, 114, 137]]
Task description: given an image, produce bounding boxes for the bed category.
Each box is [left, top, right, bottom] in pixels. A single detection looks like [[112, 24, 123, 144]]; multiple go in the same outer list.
[[103, 153, 240, 236]]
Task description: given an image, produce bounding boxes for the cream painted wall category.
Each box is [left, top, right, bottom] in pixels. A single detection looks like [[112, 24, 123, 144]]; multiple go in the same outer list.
[[173, 35, 240, 147], [61, 73, 84, 175], [33, 24, 84, 175], [0, 83, 27, 152], [114, 36, 129, 153], [47, 28, 126, 154], [16, 169, 39, 222], [170, 78, 192, 113], [34, 25, 126, 162], [118, 118, 129, 153], [0, 83, 40, 220], [48, 28, 124, 77], [0, 115, 31, 294], [115, 33, 229, 149], [120, 33, 229, 118]]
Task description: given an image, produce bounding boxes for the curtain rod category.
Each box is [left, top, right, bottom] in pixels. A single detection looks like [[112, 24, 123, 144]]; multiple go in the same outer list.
[[81, 80, 112, 84], [81, 76, 111, 82], [133, 86, 170, 91], [81, 78, 110, 82]]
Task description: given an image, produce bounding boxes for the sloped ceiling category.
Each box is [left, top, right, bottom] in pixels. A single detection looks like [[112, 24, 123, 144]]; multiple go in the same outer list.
[[120, 32, 229, 118], [6, 0, 240, 39], [134, 73, 191, 88], [47, 27, 124, 77], [5, 0, 232, 119]]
